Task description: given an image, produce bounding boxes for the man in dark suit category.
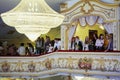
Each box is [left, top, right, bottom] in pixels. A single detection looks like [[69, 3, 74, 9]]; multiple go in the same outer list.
[[75, 36, 83, 51]]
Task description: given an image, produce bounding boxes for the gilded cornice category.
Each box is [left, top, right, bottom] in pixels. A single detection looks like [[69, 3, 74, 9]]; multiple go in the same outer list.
[[60, 0, 119, 13]]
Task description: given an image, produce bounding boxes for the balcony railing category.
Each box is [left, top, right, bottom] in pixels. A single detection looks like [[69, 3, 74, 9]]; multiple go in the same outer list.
[[0, 51, 120, 79]]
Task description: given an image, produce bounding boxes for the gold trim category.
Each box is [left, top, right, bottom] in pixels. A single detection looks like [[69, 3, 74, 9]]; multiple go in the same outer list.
[[94, 10, 112, 19], [104, 20, 119, 23], [60, 3, 67, 8], [0, 69, 120, 77], [92, 0, 119, 7], [81, 0, 94, 14], [60, 0, 119, 13], [63, 13, 118, 24]]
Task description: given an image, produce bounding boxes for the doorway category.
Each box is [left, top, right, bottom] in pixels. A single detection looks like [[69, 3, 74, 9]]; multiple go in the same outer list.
[[89, 30, 98, 40]]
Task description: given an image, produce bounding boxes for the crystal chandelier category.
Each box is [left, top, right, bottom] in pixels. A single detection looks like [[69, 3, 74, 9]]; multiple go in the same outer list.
[[1, 0, 64, 41]]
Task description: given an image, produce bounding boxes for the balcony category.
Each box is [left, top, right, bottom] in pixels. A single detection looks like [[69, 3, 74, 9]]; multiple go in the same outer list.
[[0, 51, 120, 79]]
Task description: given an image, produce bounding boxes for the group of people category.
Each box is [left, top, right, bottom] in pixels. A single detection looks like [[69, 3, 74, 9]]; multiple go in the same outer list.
[[69, 33, 113, 51], [0, 33, 114, 56], [0, 36, 61, 56], [35, 36, 61, 55], [0, 42, 34, 56], [17, 36, 61, 56]]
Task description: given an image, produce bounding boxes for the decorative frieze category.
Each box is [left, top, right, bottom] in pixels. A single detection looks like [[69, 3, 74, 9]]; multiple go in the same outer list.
[[0, 52, 120, 77], [61, 0, 118, 24]]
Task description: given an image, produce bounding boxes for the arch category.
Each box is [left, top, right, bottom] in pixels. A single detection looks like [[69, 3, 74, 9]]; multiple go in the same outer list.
[[60, 0, 118, 13], [61, 0, 119, 50], [61, 0, 118, 24]]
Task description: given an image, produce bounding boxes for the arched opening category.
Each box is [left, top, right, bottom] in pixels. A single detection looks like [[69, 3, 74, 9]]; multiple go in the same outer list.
[[67, 15, 114, 51]]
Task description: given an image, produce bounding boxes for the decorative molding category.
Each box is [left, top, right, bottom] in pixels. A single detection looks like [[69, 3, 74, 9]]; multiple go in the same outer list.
[[81, 0, 94, 14], [60, 3, 68, 11], [0, 52, 120, 78], [60, 0, 119, 13], [61, 0, 118, 24]]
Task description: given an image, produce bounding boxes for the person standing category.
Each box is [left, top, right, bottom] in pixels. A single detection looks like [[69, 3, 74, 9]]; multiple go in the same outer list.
[[44, 36, 51, 53], [17, 43, 25, 56], [27, 43, 34, 55], [92, 33, 98, 50], [103, 34, 109, 50], [7, 44, 17, 56], [70, 37, 76, 51], [75, 36, 83, 51], [35, 37, 41, 55], [41, 37, 45, 54], [88, 39, 94, 51], [48, 43, 53, 53], [95, 34, 104, 51], [53, 38, 59, 51], [83, 36, 89, 51], [105, 34, 113, 52], [0, 42, 4, 56]]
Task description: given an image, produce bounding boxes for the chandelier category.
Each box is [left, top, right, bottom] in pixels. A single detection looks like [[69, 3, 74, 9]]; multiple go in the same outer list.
[[1, 0, 64, 41]]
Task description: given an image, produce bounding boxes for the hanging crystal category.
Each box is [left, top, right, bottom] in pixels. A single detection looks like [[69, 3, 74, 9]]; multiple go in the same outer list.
[[1, 0, 64, 41]]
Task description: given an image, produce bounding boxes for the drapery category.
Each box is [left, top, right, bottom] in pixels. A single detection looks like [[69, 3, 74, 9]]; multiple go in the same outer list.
[[68, 25, 76, 50], [86, 16, 98, 26], [103, 23, 114, 34], [97, 17, 104, 24], [78, 16, 114, 33], [79, 16, 99, 26], [79, 17, 86, 26]]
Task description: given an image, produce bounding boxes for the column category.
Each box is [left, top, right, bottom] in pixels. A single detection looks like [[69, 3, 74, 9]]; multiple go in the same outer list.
[[113, 22, 117, 50], [115, 5, 120, 50], [61, 24, 68, 50], [117, 21, 120, 50], [118, 5, 120, 50]]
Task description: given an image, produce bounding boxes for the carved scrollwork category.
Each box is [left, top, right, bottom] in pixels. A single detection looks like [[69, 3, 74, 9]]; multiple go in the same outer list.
[[78, 57, 93, 72], [98, 57, 105, 71], [28, 61, 35, 72], [65, 56, 77, 69], [45, 58, 52, 70], [0, 53, 120, 79], [81, 0, 94, 14], [1, 61, 10, 72], [15, 60, 24, 72]]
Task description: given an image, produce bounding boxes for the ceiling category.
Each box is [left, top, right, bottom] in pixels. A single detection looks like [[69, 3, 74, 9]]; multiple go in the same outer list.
[[0, 0, 116, 43]]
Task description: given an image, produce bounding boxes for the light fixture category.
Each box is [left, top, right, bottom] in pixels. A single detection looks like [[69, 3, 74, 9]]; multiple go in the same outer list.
[[1, 0, 64, 41], [99, 24, 104, 30]]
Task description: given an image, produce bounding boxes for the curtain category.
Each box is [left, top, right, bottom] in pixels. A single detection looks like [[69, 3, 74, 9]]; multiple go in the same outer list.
[[68, 25, 76, 50], [78, 15, 114, 34], [79, 17, 86, 26], [86, 16, 98, 26], [79, 16, 99, 26], [98, 17, 104, 24], [103, 23, 114, 34]]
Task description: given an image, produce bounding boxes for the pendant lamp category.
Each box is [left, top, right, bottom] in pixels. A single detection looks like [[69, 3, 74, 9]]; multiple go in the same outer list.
[[1, 0, 64, 41]]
